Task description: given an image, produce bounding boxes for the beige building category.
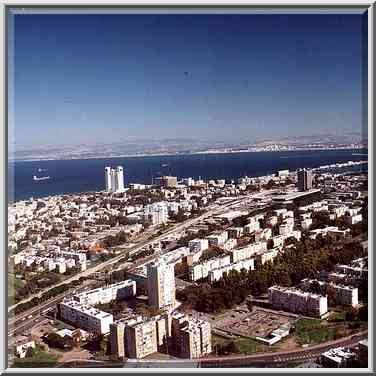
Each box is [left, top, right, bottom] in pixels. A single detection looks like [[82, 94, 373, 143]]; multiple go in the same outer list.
[[171, 313, 212, 359], [147, 260, 176, 309], [109, 321, 126, 359], [154, 176, 178, 188], [125, 317, 158, 359], [110, 314, 171, 359]]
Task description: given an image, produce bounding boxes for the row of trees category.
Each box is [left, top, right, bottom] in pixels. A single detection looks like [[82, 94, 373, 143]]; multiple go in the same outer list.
[[11, 271, 63, 302], [199, 246, 227, 262], [179, 235, 367, 314], [102, 231, 129, 248], [44, 333, 75, 351], [13, 277, 86, 315]]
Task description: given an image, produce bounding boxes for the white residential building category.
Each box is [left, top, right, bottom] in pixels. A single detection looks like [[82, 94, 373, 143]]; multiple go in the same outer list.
[[189, 255, 231, 281], [268, 286, 328, 318], [105, 166, 125, 193], [188, 239, 209, 253], [59, 300, 114, 335], [206, 231, 228, 247], [144, 202, 169, 226], [209, 258, 255, 283], [74, 280, 136, 306]]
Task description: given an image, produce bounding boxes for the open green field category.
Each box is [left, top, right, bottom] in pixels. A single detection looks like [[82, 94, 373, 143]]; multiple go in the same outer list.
[[234, 337, 269, 354], [212, 334, 269, 355], [12, 346, 58, 368], [8, 274, 25, 297], [295, 318, 343, 345]]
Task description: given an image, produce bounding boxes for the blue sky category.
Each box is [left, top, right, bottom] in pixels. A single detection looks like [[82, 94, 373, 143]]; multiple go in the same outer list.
[[11, 13, 366, 148]]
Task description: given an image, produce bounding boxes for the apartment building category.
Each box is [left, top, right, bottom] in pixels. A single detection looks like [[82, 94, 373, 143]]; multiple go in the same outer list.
[[74, 280, 136, 306], [228, 245, 254, 263], [147, 260, 176, 309], [188, 238, 209, 253], [189, 255, 231, 281], [258, 247, 281, 265], [124, 317, 158, 359], [335, 264, 367, 279], [59, 300, 114, 335], [171, 313, 212, 359], [244, 220, 260, 234], [227, 227, 244, 239], [206, 231, 228, 247], [300, 278, 358, 307], [208, 258, 255, 283], [268, 286, 328, 318]]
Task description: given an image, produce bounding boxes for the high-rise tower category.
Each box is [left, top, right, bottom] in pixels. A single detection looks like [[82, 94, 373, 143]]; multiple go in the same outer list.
[[147, 260, 176, 310]]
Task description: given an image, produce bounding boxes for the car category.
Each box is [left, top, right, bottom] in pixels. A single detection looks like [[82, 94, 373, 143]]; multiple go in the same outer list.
[[27, 315, 33, 319]]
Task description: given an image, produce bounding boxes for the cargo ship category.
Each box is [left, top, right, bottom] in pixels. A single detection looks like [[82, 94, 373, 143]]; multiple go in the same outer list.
[[33, 175, 50, 181]]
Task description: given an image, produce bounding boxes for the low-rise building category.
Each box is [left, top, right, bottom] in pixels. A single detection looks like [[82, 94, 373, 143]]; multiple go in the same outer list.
[[59, 300, 114, 335], [15, 340, 36, 359], [319, 347, 356, 368], [188, 238, 209, 253], [227, 227, 244, 239], [189, 255, 231, 281], [74, 280, 136, 306], [208, 258, 255, 283]]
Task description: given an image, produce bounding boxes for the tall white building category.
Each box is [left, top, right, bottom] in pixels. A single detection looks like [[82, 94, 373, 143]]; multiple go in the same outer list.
[[116, 166, 125, 192], [105, 166, 125, 193], [105, 167, 112, 192], [147, 260, 176, 310]]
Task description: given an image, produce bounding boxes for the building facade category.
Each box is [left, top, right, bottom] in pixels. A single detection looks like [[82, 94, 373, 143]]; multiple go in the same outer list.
[[147, 260, 176, 309], [297, 169, 313, 192], [105, 166, 125, 193]]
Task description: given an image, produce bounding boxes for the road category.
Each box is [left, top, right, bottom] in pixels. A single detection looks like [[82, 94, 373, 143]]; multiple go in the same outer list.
[[199, 330, 368, 367], [54, 331, 367, 368]]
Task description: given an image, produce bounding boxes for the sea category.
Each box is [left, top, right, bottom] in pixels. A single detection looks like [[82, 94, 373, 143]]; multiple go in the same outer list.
[[8, 149, 368, 203]]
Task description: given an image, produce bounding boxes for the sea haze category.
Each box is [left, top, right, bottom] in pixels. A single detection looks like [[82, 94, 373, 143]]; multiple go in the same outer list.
[[8, 149, 367, 203]]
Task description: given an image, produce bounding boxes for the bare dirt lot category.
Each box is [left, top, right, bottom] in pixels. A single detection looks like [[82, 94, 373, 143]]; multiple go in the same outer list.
[[194, 305, 298, 339]]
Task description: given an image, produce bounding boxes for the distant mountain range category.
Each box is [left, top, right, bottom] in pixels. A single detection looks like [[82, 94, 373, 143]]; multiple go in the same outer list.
[[10, 132, 367, 161]]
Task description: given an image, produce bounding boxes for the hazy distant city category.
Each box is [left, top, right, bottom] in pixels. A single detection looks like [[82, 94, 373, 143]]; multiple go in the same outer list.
[[11, 132, 367, 162]]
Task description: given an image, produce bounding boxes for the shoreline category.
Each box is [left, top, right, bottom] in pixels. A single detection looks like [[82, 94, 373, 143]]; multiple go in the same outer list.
[[8, 159, 368, 205], [9, 147, 368, 163]]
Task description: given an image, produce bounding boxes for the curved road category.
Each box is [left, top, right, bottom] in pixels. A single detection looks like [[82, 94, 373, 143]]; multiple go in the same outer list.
[[53, 330, 367, 368]]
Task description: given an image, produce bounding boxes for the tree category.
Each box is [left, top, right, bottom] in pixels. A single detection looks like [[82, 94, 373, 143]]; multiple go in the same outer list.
[[266, 239, 274, 250], [25, 346, 35, 358]]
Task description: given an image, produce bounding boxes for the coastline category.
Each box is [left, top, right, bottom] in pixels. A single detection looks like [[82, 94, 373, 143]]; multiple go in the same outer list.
[[9, 146, 369, 163]]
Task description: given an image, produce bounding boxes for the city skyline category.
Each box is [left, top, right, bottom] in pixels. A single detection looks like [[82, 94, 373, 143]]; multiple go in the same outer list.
[[11, 13, 366, 149]]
